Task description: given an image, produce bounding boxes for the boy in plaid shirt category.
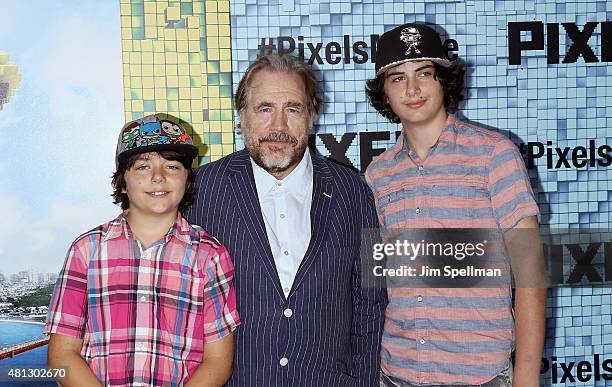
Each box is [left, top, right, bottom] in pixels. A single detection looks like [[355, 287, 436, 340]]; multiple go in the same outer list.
[[45, 114, 240, 386]]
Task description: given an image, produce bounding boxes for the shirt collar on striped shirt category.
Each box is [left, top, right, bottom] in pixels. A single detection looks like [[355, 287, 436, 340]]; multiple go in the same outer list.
[[102, 210, 193, 245], [394, 113, 458, 161]]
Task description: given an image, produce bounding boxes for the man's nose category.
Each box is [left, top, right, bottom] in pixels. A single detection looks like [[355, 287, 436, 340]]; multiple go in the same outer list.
[[405, 78, 421, 97], [271, 110, 289, 131]]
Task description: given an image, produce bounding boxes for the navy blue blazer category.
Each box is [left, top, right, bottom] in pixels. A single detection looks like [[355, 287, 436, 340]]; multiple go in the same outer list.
[[186, 149, 387, 387]]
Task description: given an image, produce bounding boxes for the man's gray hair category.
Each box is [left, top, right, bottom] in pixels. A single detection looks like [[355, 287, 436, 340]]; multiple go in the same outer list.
[[234, 53, 323, 117]]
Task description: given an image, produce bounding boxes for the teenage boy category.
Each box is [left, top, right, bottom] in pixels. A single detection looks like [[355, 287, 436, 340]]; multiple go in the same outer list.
[[45, 114, 240, 386], [365, 24, 546, 386]]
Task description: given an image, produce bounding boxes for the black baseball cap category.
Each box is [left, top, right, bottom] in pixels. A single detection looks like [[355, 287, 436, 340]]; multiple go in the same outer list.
[[375, 23, 452, 76]]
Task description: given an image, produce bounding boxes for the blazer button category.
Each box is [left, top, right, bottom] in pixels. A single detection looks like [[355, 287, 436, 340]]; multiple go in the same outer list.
[[279, 357, 289, 367], [283, 308, 293, 318]]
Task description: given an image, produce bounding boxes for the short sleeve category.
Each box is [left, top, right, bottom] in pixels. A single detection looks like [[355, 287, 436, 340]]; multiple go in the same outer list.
[[487, 139, 540, 229], [44, 238, 90, 338], [201, 244, 240, 343], [365, 166, 386, 228]]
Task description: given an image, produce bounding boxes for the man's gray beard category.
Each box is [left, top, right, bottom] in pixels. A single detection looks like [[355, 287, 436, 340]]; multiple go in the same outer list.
[[243, 129, 309, 175]]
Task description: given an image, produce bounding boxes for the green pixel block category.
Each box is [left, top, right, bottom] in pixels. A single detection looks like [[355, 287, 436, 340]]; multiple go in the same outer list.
[[220, 110, 233, 121], [209, 110, 220, 120], [180, 3, 193, 15], [131, 90, 142, 99], [209, 132, 222, 143], [130, 3, 143, 15], [219, 73, 231, 85], [143, 100, 155, 111], [167, 88, 179, 100], [207, 74, 219, 85], [168, 100, 179, 111], [132, 28, 145, 40], [219, 85, 232, 98]]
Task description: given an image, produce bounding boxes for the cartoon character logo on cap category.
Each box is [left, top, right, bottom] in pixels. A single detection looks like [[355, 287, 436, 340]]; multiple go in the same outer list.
[[400, 26, 422, 55], [121, 122, 142, 150], [139, 120, 168, 145], [160, 120, 189, 144]]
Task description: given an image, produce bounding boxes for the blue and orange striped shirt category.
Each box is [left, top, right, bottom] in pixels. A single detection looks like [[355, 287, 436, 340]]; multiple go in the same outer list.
[[365, 114, 539, 385]]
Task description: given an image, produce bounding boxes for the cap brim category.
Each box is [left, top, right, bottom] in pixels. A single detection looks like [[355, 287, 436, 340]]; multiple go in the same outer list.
[[116, 144, 198, 167], [376, 57, 453, 76]]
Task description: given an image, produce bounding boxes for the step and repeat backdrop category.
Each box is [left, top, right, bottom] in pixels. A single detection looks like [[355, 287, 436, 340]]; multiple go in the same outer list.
[[119, 0, 612, 385]]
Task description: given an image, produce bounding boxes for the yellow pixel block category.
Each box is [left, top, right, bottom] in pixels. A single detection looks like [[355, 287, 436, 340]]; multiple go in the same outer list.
[[176, 29, 188, 41], [132, 100, 144, 111], [165, 6, 180, 22]]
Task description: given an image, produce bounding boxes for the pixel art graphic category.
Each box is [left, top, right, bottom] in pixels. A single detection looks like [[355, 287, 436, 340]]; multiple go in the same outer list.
[[0, 52, 21, 110], [120, 0, 234, 164]]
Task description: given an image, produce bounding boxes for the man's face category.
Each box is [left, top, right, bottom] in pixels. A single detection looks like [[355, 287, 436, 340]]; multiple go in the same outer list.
[[383, 60, 446, 129], [240, 69, 311, 179]]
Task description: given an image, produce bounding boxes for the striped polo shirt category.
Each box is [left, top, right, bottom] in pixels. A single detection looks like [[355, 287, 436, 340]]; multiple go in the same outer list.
[[365, 114, 539, 385]]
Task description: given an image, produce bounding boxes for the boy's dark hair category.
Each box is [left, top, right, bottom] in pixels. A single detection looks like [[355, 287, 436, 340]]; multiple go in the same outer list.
[[111, 151, 196, 213], [365, 62, 466, 124]]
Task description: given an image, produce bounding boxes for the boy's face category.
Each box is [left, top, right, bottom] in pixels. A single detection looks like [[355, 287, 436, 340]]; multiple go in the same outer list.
[[123, 152, 188, 218], [383, 60, 446, 129]]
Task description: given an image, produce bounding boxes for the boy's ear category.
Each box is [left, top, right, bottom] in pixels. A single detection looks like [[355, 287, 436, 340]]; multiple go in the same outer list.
[[121, 188, 127, 194]]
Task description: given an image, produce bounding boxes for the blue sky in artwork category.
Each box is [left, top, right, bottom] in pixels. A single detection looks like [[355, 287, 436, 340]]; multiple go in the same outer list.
[[0, 0, 124, 274]]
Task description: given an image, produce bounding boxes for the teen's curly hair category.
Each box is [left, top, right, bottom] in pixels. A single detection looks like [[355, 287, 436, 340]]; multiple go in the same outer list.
[[111, 151, 196, 214], [365, 61, 466, 124]]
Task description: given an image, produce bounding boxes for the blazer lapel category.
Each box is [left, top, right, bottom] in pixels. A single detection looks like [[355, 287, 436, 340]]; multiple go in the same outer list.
[[290, 153, 334, 293], [227, 150, 284, 295]]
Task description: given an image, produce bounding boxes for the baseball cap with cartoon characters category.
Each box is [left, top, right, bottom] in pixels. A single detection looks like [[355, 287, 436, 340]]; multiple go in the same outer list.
[[115, 113, 198, 168], [375, 23, 453, 76]]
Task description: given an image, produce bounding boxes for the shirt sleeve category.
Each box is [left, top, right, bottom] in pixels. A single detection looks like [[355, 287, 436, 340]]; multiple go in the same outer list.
[[488, 139, 540, 229], [364, 167, 386, 228], [202, 244, 241, 343], [43, 238, 90, 338]]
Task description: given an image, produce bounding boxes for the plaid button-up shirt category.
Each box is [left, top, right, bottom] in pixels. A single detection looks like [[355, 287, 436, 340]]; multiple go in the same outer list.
[[44, 211, 240, 386]]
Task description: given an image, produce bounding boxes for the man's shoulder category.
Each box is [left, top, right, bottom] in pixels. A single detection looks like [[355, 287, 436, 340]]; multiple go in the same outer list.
[[68, 216, 118, 252], [454, 119, 517, 151], [194, 149, 247, 176], [312, 153, 372, 197]]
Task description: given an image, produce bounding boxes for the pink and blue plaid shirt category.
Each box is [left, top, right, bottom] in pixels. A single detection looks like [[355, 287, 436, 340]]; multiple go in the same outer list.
[[44, 211, 240, 386]]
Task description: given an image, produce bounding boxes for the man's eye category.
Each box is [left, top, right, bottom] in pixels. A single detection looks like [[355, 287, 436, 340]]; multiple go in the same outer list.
[[258, 107, 272, 113], [418, 71, 432, 78], [288, 107, 302, 114], [135, 164, 149, 170], [166, 164, 180, 170], [391, 76, 404, 83]]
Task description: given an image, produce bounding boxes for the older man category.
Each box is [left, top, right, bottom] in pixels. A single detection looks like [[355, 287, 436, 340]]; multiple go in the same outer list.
[[187, 53, 387, 387]]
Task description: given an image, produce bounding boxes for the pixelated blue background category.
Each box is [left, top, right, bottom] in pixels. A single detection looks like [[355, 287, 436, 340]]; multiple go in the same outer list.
[[229, 1, 612, 385]]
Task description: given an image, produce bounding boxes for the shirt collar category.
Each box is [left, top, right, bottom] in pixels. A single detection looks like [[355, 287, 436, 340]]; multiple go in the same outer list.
[[394, 113, 458, 160], [251, 149, 313, 203], [103, 210, 193, 245]]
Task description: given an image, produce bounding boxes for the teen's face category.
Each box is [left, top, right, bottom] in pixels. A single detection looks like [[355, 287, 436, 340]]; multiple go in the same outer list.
[[123, 152, 188, 218], [240, 69, 311, 179], [383, 60, 446, 129]]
